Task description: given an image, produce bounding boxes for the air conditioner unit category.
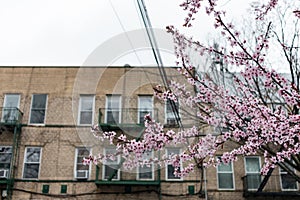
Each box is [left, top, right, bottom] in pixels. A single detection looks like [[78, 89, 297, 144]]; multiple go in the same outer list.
[[2, 190, 7, 198], [75, 170, 88, 179], [0, 169, 8, 179]]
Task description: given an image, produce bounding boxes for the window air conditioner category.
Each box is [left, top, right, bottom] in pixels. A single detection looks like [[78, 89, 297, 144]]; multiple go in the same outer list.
[[2, 190, 7, 198], [76, 170, 88, 179], [0, 169, 8, 179]]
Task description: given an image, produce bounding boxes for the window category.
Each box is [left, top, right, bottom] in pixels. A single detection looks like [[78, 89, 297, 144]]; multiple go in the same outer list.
[[74, 147, 90, 179], [244, 157, 261, 190], [137, 151, 154, 180], [105, 95, 121, 124], [165, 99, 179, 126], [166, 148, 182, 180], [138, 96, 153, 124], [280, 163, 298, 191], [23, 147, 42, 179], [217, 159, 234, 190], [29, 94, 47, 124], [78, 95, 94, 125], [103, 147, 120, 180], [0, 146, 12, 178], [2, 94, 20, 122]]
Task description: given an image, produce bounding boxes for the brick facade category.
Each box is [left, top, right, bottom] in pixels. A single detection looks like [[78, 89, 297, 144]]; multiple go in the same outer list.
[[0, 67, 298, 200]]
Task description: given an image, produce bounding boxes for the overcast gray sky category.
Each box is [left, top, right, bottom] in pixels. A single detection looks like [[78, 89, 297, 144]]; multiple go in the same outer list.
[[0, 0, 253, 66]]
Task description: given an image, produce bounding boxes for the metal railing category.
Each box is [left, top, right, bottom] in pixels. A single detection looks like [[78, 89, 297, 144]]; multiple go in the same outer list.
[[98, 108, 159, 125], [0, 107, 23, 125]]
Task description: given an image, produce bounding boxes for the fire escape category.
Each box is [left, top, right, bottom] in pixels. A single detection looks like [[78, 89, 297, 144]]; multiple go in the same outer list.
[[94, 107, 162, 198], [0, 107, 23, 200]]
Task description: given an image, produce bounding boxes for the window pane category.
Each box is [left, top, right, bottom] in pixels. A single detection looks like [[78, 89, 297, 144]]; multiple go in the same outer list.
[[139, 111, 152, 124], [218, 163, 232, 172], [247, 174, 261, 189], [167, 148, 181, 180], [166, 100, 179, 119], [81, 97, 93, 110], [0, 146, 12, 170], [23, 147, 41, 179], [77, 164, 89, 170], [138, 96, 152, 123], [80, 111, 92, 124], [281, 174, 297, 190], [30, 110, 45, 124], [105, 148, 118, 164], [167, 164, 181, 179], [139, 166, 153, 179], [0, 146, 12, 154], [77, 148, 89, 157], [106, 96, 120, 123], [139, 96, 152, 109], [0, 153, 12, 163], [4, 94, 20, 107], [107, 96, 120, 109], [218, 173, 234, 189], [138, 152, 153, 180], [23, 164, 39, 178], [104, 165, 119, 180], [26, 148, 41, 162], [79, 96, 94, 125], [30, 94, 47, 124], [106, 111, 119, 124], [245, 158, 260, 172], [75, 148, 90, 179], [32, 94, 47, 109], [2, 94, 20, 122]]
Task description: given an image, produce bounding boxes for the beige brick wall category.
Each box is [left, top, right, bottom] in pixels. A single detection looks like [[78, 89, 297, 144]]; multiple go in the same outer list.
[[0, 67, 298, 200]]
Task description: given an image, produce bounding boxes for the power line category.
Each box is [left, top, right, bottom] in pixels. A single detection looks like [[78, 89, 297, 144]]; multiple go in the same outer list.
[[136, 0, 182, 128], [109, 0, 142, 65]]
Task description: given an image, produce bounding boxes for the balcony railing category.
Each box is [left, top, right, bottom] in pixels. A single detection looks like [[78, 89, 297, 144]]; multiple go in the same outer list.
[[98, 108, 159, 126], [242, 175, 300, 197], [0, 107, 23, 125]]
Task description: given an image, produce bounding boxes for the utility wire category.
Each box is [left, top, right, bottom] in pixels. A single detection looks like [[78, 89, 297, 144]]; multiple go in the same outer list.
[[136, 0, 182, 128], [109, 0, 158, 90], [109, 0, 142, 65]]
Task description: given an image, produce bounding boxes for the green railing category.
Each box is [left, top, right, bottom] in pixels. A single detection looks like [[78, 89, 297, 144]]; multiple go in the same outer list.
[[0, 107, 23, 125], [98, 108, 159, 126]]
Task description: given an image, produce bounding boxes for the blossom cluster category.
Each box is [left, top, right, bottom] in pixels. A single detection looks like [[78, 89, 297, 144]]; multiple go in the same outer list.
[[86, 0, 300, 179]]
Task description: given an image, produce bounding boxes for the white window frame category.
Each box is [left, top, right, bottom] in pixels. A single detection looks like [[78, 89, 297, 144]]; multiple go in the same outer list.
[[0, 146, 12, 175], [165, 148, 183, 181], [138, 95, 153, 124], [217, 159, 235, 190], [2, 94, 20, 122], [244, 156, 261, 191], [74, 147, 91, 180], [279, 163, 299, 191], [22, 147, 42, 179], [29, 94, 48, 125], [165, 99, 180, 125], [102, 147, 120, 181], [105, 95, 121, 124], [137, 151, 154, 181], [78, 95, 95, 125]]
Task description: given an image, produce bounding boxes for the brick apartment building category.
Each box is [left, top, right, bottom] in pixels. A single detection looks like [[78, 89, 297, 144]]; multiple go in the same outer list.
[[0, 66, 299, 200]]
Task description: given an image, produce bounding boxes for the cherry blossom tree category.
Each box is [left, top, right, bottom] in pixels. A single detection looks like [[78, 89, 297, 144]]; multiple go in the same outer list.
[[86, 0, 300, 184]]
